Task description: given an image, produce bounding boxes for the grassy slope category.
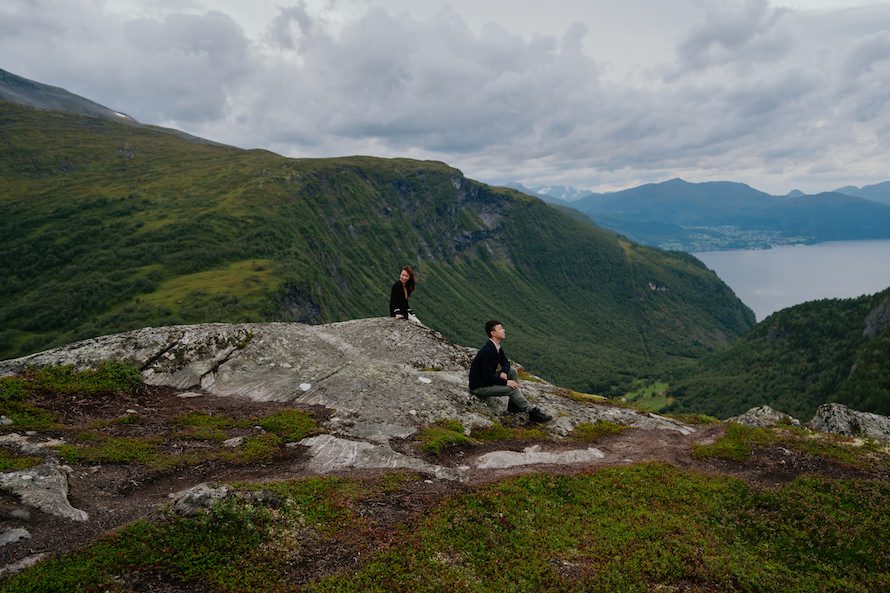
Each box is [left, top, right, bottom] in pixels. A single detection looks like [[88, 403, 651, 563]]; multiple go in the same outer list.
[[667, 288, 890, 419], [4, 468, 888, 593], [0, 100, 754, 394]]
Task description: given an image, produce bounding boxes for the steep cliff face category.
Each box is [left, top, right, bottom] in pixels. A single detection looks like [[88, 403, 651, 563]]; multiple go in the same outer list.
[[863, 297, 890, 338]]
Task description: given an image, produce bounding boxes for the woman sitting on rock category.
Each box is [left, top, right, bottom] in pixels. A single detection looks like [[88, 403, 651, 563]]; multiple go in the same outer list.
[[389, 265, 420, 324]]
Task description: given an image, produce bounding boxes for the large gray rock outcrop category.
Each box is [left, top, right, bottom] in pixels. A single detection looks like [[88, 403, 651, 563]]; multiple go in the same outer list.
[[0, 319, 695, 446], [809, 403, 890, 441]]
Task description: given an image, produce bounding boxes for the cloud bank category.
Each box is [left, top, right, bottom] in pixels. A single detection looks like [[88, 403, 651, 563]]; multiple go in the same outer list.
[[1, 0, 888, 193]]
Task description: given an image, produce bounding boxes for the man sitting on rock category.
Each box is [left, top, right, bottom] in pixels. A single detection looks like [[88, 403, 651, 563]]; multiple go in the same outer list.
[[469, 319, 552, 423]]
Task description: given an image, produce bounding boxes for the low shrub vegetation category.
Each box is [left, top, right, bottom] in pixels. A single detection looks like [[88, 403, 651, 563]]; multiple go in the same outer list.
[[0, 364, 318, 471], [693, 422, 890, 471], [4, 465, 887, 592], [19, 361, 142, 396], [471, 422, 548, 443], [417, 420, 476, 455], [692, 422, 772, 462], [0, 448, 42, 471]]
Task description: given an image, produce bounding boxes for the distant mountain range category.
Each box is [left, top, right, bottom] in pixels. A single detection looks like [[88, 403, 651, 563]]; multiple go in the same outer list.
[[0, 69, 755, 398], [833, 181, 890, 205], [511, 179, 890, 251]]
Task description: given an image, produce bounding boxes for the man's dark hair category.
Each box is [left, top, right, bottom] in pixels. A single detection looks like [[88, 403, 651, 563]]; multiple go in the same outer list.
[[485, 319, 502, 338]]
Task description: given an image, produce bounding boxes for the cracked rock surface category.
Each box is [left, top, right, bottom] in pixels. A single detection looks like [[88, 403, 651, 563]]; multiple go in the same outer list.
[[0, 318, 695, 446]]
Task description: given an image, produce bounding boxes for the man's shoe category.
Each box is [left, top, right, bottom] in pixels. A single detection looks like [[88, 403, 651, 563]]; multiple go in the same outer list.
[[528, 407, 552, 423], [507, 400, 523, 414]]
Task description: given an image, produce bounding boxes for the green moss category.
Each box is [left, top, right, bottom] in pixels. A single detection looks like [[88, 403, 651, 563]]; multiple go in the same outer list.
[[663, 412, 720, 425], [256, 409, 317, 442], [0, 376, 58, 429], [174, 411, 243, 441], [692, 422, 774, 462], [471, 422, 548, 442], [0, 447, 42, 471], [692, 422, 890, 472], [417, 420, 477, 455], [570, 420, 627, 442], [55, 436, 161, 465], [21, 361, 142, 396]]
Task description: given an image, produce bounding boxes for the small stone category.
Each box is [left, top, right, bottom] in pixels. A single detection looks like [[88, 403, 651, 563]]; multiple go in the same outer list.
[[0, 552, 47, 576], [0, 528, 30, 546], [0, 416, 12, 426], [177, 391, 204, 399], [223, 436, 244, 448]]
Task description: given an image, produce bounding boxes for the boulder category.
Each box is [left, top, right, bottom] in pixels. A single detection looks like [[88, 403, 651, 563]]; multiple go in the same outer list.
[[0, 463, 88, 522], [168, 483, 230, 516], [809, 403, 890, 441], [730, 405, 799, 428]]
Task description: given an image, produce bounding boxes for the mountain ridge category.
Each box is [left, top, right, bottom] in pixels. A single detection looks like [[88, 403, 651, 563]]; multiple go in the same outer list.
[[0, 67, 134, 122], [514, 178, 890, 250], [0, 93, 753, 396], [833, 180, 890, 205]]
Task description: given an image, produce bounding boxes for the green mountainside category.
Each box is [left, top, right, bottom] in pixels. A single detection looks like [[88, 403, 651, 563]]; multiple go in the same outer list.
[[667, 288, 890, 420], [0, 98, 755, 394]]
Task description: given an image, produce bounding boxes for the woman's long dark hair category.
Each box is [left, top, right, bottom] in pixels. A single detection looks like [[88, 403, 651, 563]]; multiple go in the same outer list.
[[401, 265, 416, 297]]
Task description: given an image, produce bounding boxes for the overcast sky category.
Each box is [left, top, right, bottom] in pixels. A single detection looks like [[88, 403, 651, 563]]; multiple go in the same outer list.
[[2, 0, 889, 194]]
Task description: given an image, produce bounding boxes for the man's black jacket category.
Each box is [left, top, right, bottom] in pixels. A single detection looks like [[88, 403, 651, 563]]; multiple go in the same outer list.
[[468, 339, 511, 390]]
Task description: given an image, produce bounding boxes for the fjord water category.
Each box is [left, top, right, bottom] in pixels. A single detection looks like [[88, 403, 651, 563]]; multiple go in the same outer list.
[[694, 239, 890, 321]]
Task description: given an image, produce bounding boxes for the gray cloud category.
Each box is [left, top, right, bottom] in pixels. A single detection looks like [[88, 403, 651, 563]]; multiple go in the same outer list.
[[268, 2, 315, 50], [675, 0, 791, 72], [2, 0, 889, 193]]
